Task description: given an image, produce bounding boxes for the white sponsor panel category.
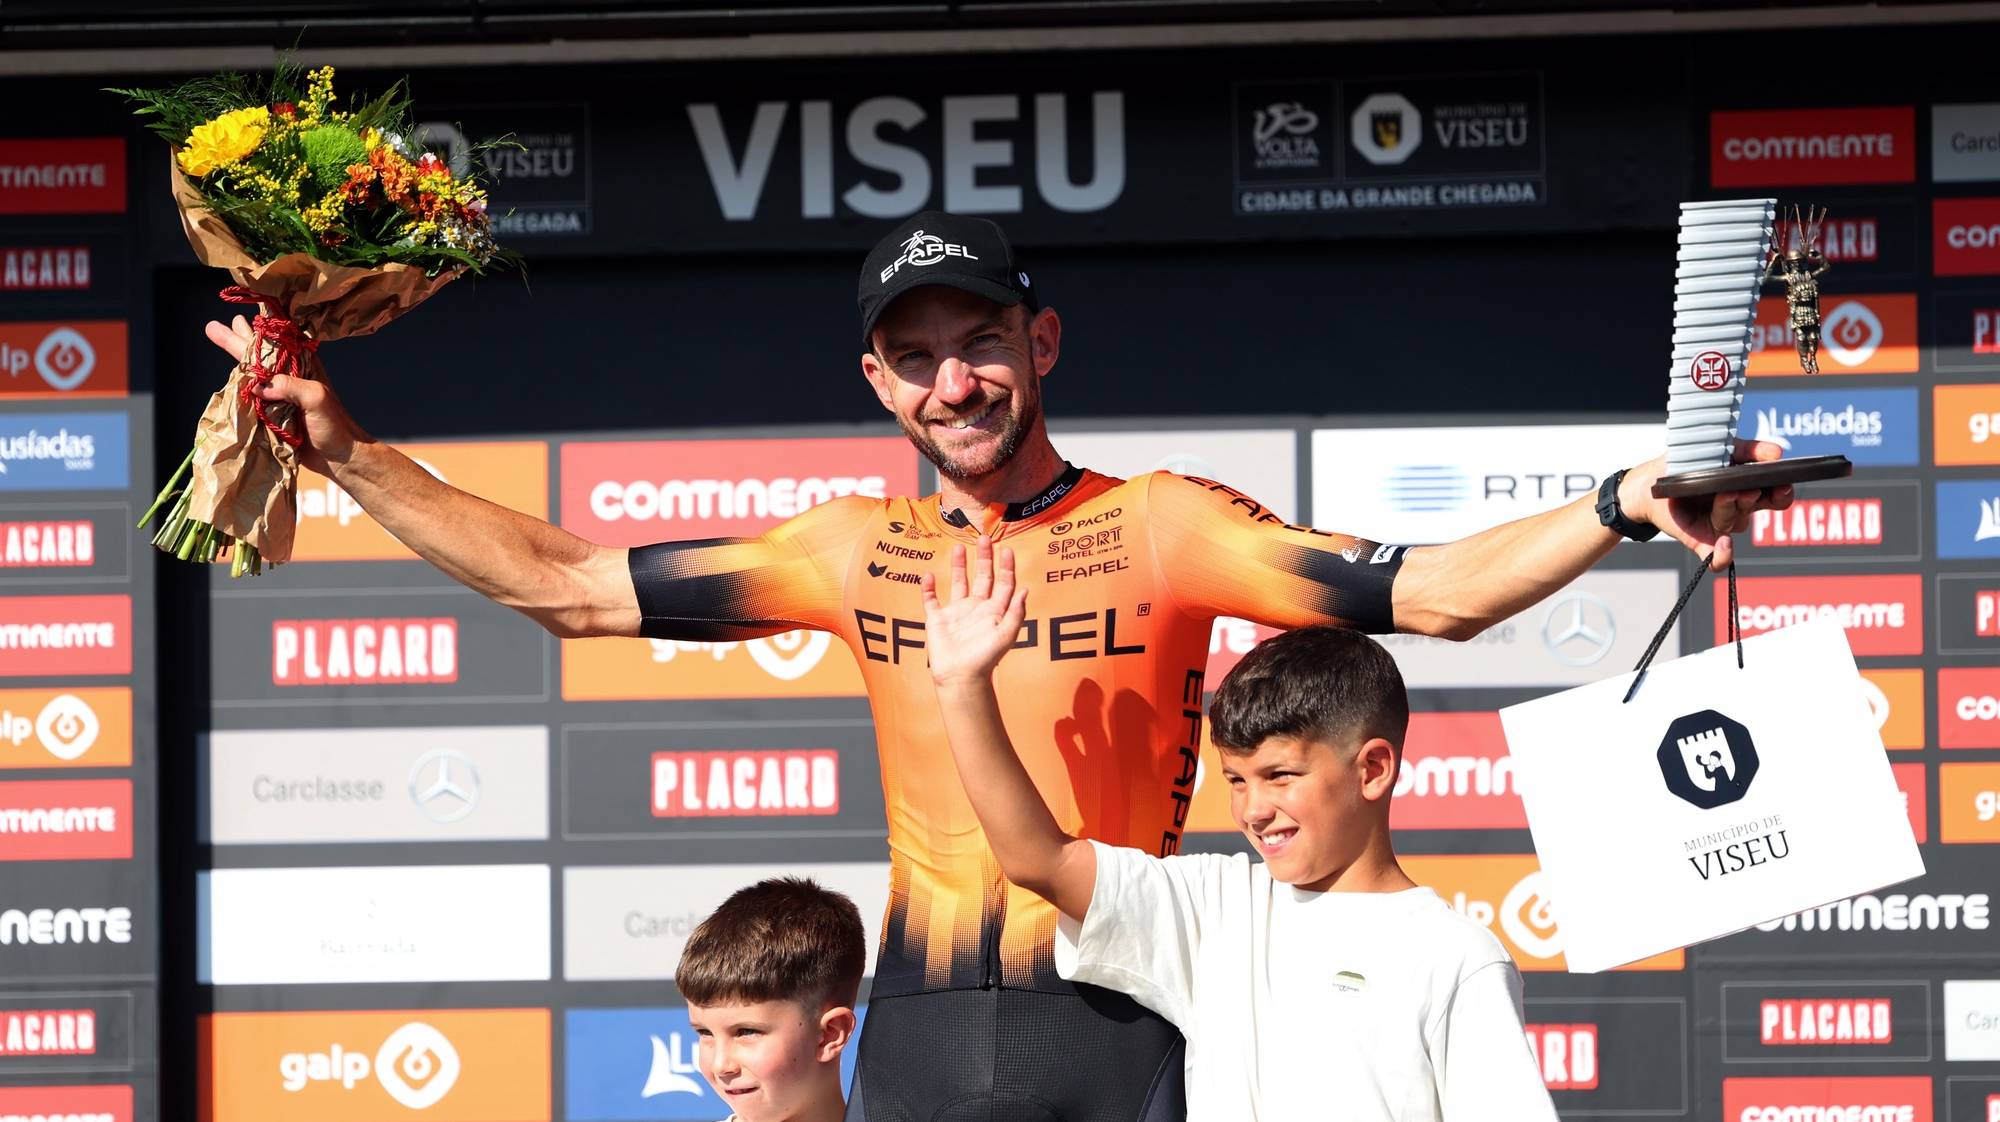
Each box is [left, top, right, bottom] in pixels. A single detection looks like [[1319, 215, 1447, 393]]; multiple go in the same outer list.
[[1934, 104, 2000, 183], [1377, 569, 1682, 688], [563, 863, 888, 981], [205, 726, 549, 844], [198, 864, 551, 984], [1049, 429, 1298, 520], [1311, 423, 1663, 543], [1947, 980, 2000, 1061]]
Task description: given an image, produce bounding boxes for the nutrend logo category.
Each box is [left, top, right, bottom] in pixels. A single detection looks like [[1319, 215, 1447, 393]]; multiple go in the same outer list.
[[280, 1022, 462, 1109]]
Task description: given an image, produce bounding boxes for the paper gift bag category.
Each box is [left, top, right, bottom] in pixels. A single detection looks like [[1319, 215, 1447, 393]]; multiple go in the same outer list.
[[1498, 616, 1924, 973]]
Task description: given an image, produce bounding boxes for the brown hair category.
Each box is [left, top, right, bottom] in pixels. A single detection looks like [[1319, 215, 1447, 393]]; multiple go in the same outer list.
[[1207, 625, 1409, 756], [674, 877, 866, 1011]]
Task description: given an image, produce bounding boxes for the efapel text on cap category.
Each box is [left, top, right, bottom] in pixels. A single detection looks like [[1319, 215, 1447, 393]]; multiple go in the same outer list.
[[858, 210, 1039, 347]]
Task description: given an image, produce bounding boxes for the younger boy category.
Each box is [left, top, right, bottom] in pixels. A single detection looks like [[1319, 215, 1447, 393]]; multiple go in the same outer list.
[[675, 877, 865, 1122], [921, 538, 1558, 1121]]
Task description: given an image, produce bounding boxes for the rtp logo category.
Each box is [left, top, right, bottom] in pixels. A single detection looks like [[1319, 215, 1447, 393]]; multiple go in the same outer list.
[[1658, 709, 1759, 809]]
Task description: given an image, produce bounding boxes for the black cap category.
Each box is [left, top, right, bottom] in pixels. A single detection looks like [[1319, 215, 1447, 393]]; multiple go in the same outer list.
[[857, 210, 1038, 347]]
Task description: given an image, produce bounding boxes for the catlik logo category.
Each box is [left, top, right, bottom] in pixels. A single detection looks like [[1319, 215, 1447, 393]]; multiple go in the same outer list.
[[1659, 710, 1759, 809]]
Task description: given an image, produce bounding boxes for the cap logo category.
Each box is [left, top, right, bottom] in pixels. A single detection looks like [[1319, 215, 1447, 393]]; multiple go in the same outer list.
[[880, 229, 979, 283]]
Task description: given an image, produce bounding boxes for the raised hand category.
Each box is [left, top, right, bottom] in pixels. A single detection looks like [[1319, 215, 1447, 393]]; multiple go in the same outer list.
[[1621, 438, 1795, 570], [204, 314, 368, 476], [921, 536, 1028, 687]]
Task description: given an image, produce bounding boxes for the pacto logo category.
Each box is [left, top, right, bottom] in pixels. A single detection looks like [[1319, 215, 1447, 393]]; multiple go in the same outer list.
[[1659, 710, 1759, 809], [280, 1022, 461, 1109]]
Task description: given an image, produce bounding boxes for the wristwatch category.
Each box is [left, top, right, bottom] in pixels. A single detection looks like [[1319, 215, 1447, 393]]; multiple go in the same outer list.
[[1596, 468, 1661, 542]]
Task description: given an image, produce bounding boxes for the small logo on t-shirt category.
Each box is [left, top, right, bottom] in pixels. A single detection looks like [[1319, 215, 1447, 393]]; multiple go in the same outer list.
[[1331, 970, 1367, 993]]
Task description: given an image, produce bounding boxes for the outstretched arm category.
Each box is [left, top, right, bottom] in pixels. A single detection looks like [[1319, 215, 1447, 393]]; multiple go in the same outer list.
[[923, 537, 1097, 922], [1392, 441, 1792, 638]]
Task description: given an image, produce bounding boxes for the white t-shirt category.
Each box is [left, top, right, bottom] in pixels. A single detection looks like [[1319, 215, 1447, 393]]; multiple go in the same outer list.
[[1055, 841, 1559, 1122]]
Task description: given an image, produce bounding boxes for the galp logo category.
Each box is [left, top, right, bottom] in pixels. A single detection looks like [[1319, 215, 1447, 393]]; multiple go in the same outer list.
[[1722, 1076, 1931, 1122], [0, 323, 127, 397], [294, 442, 547, 561], [564, 629, 865, 701], [1658, 710, 1759, 809], [203, 1008, 549, 1122], [1748, 295, 1917, 375], [1709, 107, 1916, 186], [1402, 854, 1683, 971], [0, 687, 131, 768], [1940, 762, 2000, 843], [560, 437, 916, 546], [1935, 384, 2000, 466]]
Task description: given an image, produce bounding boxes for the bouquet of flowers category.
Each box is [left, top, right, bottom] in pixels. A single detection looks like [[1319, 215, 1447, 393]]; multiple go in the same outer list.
[[113, 60, 518, 575]]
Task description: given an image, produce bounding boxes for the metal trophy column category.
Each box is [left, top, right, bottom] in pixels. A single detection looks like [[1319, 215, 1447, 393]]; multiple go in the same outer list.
[[1653, 198, 1852, 499]]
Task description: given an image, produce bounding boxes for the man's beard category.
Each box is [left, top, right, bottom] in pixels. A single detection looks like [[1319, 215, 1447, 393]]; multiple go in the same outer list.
[[900, 382, 1042, 482]]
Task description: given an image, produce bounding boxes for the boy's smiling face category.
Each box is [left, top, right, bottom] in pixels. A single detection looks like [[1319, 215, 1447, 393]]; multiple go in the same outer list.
[[688, 998, 851, 1122], [1222, 733, 1395, 892]]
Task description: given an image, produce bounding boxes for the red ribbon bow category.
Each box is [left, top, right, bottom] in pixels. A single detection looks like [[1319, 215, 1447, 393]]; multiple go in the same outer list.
[[219, 286, 315, 448]]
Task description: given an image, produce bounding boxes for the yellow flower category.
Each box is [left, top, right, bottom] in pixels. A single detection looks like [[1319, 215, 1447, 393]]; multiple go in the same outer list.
[[178, 107, 270, 177]]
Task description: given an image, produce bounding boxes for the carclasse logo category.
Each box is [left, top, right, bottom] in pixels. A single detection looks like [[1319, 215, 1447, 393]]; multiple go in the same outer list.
[[1722, 1076, 1931, 1122], [201, 1009, 549, 1122], [1401, 854, 1683, 972], [271, 618, 458, 686]]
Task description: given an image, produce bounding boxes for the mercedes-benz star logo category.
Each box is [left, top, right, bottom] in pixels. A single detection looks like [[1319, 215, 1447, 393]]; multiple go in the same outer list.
[[1541, 591, 1616, 667], [408, 749, 481, 823]]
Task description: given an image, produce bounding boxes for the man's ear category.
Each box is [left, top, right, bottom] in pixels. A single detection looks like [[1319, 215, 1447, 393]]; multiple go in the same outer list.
[[817, 1005, 858, 1064], [1356, 738, 1399, 802], [1029, 307, 1061, 378], [859, 350, 897, 414]]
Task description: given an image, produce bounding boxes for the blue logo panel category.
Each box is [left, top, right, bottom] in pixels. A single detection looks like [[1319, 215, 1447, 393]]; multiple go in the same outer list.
[[1739, 387, 1918, 466], [567, 1006, 866, 1122], [1936, 479, 2000, 558], [0, 412, 128, 491]]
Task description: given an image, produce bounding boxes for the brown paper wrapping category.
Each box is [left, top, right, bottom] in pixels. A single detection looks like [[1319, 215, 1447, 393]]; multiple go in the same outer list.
[[167, 162, 463, 562]]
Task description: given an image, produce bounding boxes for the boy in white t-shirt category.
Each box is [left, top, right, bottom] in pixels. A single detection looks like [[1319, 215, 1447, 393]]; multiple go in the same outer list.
[[921, 538, 1559, 1122]]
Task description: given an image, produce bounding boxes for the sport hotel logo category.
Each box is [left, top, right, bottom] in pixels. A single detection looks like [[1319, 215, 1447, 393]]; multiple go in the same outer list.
[[1, 246, 92, 292], [1388, 712, 1527, 830], [559, 436, 917, 546], [0, 139, 124, 215], [1709, 107, 1915, 187], [0, 1085, 131, 1122], [271, 618, 457, 686], [0, 324, 127, 399], [1722, 1076, 1931, 1122], [1747, 295, 1917, 376], [1401, 854, 1683, 971], [1941, 762, 2000, 844], [652, 749, 839, 817], [564, 628, 864, 701], [1937, 384, 2000, 466], [1720, 574, 1923, 657], [1936, 198, 2000, 277], [0, 780, 132, 861], [201, 1009, 550, 1122], [293, 442, 547, 561], [0, 596, 130, 678], [0, 689, 131, 768]]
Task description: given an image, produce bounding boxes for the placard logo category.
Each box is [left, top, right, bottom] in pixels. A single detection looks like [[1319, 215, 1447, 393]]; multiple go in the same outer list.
[[651, 749, 839, 817], [1522, 1023, 1597, 1090], [271, 618, 459, 686], [0, 1009, 94, 1055], [1751, 498, 1883, 546], [0, 519, 94, 567], [1760, 998, 1893, 1045], [0, 246, 90, 291]]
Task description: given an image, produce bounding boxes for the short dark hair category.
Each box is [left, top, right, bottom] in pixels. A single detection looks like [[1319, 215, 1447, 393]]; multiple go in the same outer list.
[[1207, 626, 1409, 756], [674, 877, 866, 1011]]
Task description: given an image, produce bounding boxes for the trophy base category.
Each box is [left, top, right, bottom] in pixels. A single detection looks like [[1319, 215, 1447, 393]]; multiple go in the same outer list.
[[1651, 454, 1852, 499]]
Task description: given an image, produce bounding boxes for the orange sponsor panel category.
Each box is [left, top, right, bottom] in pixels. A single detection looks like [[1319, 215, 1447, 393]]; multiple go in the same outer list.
[[1402, 854, 1684, 972], [1940, 762, 2000, 844], [1934, 384, 2000, 466], [563, 629, 865, 701], [1747, 294, 1918, 376], [201, 1009, 550, 1122], [0, 687, 130, 768], [0, 321, 127, 397], [292, 442, 548, 562], [1861, 668, 1925, 750]]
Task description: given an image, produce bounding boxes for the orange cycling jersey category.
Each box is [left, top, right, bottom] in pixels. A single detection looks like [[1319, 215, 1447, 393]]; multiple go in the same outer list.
[[628, 465, 1404, 996]]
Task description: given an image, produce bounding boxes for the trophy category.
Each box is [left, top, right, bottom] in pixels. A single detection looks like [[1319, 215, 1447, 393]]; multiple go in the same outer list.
[[1651, 199, 1853, 500]]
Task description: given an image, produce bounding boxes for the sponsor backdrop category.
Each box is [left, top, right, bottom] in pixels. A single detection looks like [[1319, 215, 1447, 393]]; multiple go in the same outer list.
[[0, 127, 159, 1122], [8, 21, 1999, 1122]]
